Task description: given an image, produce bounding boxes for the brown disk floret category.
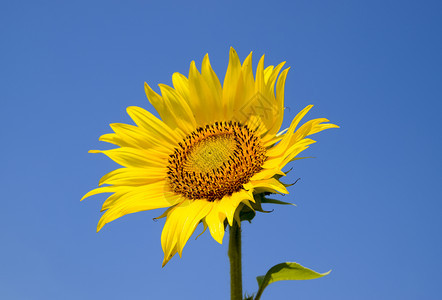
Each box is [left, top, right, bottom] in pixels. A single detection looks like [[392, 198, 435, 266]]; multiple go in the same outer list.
[[167, 121, 267, 201]]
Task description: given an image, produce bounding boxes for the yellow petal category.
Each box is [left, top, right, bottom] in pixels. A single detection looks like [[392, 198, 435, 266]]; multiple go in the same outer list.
[[188, 61, 217, 124], [263, 138, 316, 170], [275, 68, 290, 110], [289, 119, 339, 147], [158, 83, 197, 133], [246, 178, 288, 194], [98, 183, 181, 232], [81, 186, 121, 201], [90, 147, 165, 168], [250, 168, 285, 181], [172, 72, 190, 102], [255, 54, 265, 93], [109, 123, 163, 150], [223, 47, 242, 119], [153, 206, 175, 220], [266, 105, 313, 157], [126, 106, 181, 147], [98, 133, 130, 147], [101, 180, 173, 210], [264, 65, 274, 83], [266, 67, 290, 136], [218, 189, 254, 226], [195, 219, 209, 240], [98, 167, 167, 187], [143, 82, 174, 127], [205, 201, 225, 244], [145, 82, 190, 134], [177, 201, 212, 255], [280, 139, 317, 167], [307, 122, 340, 135], [201, 54, 222, 111], [161, 200, 213, 266], [99, 189, 132, 212], [241, 51, 255, 103], [265, 62, 285, 97]]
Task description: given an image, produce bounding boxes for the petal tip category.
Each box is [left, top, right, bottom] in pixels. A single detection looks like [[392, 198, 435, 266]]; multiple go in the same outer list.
[[162, 256, 172, 268], [126, 106, 135, 114], [96, 223, 104, 232]]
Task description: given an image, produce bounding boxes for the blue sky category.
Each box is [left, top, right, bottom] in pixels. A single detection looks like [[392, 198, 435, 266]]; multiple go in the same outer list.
[[1, 0, 441, 299]]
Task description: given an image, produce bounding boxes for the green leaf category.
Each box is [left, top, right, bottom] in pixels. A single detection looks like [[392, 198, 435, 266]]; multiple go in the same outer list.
[[254, 262, 330, 300]]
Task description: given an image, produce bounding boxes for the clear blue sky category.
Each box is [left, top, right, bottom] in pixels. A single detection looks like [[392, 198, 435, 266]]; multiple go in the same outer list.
[[1, 0, 441, 299]]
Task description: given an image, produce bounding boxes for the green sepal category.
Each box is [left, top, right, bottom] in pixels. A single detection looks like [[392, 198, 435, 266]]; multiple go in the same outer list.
[[254, 262, 331, 300], [260, 198, 296, 206], [289, 156, 314, 163], [274, 168, 292, 180], [273, 168, 300, 188], [239, 205, 256, 222], [238, 189, 297, 223], [251, 193, 273, 213], [281, 177, 300, 188]]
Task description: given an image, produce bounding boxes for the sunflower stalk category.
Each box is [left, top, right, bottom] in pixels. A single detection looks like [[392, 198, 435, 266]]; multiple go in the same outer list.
[[228, 220, 243, 300]]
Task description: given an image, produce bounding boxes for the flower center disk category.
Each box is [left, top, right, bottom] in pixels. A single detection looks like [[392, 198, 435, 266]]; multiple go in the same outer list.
[[167, 121, 266, 201]]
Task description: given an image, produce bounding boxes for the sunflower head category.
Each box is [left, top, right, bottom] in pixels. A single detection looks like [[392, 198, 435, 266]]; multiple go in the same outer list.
[[82, 47, 338, 267]]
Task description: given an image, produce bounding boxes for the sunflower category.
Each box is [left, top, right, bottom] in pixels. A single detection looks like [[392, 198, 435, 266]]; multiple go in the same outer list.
[[82, 48, 338, 267]]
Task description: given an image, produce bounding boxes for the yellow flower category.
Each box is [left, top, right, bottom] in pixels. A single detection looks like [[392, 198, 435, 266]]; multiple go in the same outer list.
[[82, 48, 338, 266]]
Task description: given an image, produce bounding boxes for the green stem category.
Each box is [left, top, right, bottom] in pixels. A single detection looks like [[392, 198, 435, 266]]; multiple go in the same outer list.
[[228, 220, 243, 300], [254, 282, 265, 300]]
